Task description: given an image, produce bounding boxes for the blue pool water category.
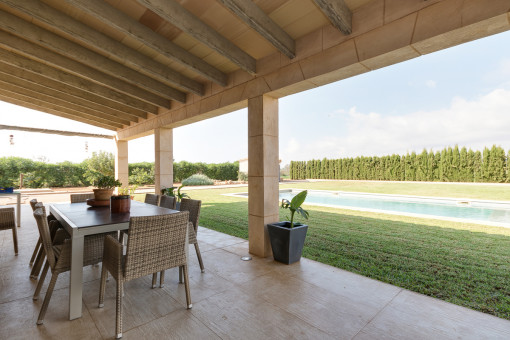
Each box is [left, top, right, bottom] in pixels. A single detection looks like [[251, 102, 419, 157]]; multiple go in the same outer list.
[[276, 190, 510, 226]]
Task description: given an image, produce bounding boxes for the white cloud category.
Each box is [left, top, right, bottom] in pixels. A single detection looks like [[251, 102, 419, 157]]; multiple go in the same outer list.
[[425, 80, 437, 88], [281, 88, 510, 163]]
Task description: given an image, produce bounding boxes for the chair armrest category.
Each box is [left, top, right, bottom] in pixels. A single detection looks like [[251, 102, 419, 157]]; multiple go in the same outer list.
[[103, 235, 123, 280]]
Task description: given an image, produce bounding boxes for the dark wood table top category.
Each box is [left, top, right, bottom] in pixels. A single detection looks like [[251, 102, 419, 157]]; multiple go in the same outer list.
[[51, 200, 178, 229]]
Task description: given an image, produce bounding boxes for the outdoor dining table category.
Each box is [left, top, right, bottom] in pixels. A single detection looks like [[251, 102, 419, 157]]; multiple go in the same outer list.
[[49, 200, 179, 320]]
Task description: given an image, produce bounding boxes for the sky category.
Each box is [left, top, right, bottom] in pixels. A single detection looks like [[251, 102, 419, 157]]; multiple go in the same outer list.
[[1, 30, 510, 166]]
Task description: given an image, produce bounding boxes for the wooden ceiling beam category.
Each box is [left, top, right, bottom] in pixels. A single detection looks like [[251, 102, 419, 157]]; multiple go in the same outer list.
[[217, 0, 295, 59], [312, 0, 352, 35], [0, 72, 138, 125], [0, 48, 158, 113], [137, 0, 257, 75], [0, 94, 117, 131], [64, 0, 228, 87], [0, 62, 148, 120], [0, 80, 131, 126], [0, 27, 171, 108], [0, 88, 124, 129], [0, 0, 203, 97], [0, 8, 180, 104]]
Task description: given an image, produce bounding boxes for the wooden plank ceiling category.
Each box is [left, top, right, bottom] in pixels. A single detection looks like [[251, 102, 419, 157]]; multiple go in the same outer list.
[[0, 0, 371, 131]]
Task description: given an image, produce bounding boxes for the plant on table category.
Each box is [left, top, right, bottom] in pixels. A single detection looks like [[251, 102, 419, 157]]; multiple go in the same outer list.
[[267, 190, 309, 265], [93, 175, 122, 201], [117, 185, 138, 198]]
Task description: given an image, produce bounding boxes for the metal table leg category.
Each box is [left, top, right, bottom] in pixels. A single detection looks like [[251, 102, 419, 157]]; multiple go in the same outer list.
[[69, 234, 84, 320]]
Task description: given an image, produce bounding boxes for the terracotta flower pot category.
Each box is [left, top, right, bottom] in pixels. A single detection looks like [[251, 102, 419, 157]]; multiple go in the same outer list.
[[93, 188, 114, 201]]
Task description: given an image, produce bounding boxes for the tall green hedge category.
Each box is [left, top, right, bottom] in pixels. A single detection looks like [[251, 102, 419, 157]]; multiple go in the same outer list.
[[290, 145, 509, 183], [0, 156, 239, 188]]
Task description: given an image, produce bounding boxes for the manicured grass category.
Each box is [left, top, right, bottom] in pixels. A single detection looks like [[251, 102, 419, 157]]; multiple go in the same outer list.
[[187, 184, 510, 320], [280, 180, 510, 201]]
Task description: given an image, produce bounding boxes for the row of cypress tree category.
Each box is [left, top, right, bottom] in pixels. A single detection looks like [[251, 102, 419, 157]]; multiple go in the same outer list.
[[289, 145, 510, 183]]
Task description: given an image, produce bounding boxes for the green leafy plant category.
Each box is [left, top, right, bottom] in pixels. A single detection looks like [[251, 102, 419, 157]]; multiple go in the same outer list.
[[281, 190, 309, 228], [118, 185, 138, 196], [182, 173, 214, 186], [238, 171, 248, 182], [95, 175, 122, 189], [161, 184, 189, 202]]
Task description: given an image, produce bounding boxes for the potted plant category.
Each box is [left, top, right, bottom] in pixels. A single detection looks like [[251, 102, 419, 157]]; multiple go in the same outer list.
[[267, 190, 309, 264], [161, 184, 189, 209], [93, 175, 122, 201], [110, 186, 135, 213]]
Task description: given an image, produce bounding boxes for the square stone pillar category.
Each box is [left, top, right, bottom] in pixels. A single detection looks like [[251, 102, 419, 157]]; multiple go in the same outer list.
[[248, 95, 279, 257], [154, 127, 173, 194], [115, 138, 128, 189]]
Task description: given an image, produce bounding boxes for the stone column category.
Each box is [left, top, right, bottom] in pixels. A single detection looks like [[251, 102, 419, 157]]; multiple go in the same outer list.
[[248, 95, 279, 257], [154, 127, 173, 194], [115, 138, 129, 190]]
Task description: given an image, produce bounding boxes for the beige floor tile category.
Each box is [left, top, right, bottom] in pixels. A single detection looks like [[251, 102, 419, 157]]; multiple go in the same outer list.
[[239, 272, 384, 339], [0, 287, 102, 340], [191, 285, 335, 340], [122, 309, 220, 340], [201, 248, 275, 284], [82, 276, 182, 339], [157, 265, 236, 305], [355, 290, 510, 340]]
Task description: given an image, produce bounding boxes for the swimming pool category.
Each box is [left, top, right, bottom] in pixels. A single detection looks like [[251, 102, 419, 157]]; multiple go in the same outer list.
[[227, 189, 510, 228]]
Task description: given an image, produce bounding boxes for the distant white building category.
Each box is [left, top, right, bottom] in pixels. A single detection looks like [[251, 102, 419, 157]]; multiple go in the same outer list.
[[238, 158, 248, 174]]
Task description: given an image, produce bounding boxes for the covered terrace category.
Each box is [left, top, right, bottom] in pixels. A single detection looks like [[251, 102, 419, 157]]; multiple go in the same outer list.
[[1, 0, 510, 338]]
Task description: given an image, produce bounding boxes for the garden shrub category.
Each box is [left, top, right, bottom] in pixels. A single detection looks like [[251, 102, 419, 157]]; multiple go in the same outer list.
[[238, 171, 248, 181], [182, 173, 214, 186]]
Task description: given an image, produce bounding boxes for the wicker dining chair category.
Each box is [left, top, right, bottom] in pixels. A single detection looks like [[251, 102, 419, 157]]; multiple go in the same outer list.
[[0, 207, 18, 255], [29, 201, 58, 279], [180, 198, 204, 273], [29, 199, 42, 266], [144, 193, 160, 206], [70, 193, 95, 203], [159, 195, 176, 210], [152, 198, 204, 288], [99, 212, 192, 339], [32, 207, 108, 325]]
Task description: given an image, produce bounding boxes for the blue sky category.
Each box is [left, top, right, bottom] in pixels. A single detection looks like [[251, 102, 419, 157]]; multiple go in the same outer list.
[[1, 30, 510, 166]]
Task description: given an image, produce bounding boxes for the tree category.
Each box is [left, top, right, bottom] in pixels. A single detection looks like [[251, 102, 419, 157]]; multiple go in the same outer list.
[[459, 147, 468, 182], [82, 151, 115, 185], [452, 145, 460, 182], [473, 150, 482, 182]]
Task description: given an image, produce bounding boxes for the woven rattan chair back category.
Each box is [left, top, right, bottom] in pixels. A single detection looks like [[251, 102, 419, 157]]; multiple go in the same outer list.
[[0, 207, 18, 255], [124, 212, 189, 281], [144, 193, 160, 206], [179, 199, 201, 232], [29, 199, 38, 211], [159, 195, 176, 210], [0, 207, 16, 231], [70, 193, 95, 203], [33, 208, 57, 268]]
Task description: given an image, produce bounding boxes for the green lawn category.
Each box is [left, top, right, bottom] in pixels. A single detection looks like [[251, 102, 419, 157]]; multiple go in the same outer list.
[[183, 182, 510, 320], [280, 180, 510, 201]]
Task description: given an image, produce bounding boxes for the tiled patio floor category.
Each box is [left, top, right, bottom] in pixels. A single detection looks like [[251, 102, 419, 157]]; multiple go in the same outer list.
[[1, 204, 510, 339]]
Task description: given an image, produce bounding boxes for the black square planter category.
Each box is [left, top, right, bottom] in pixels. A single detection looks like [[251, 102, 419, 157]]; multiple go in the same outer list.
[[267, 221, 308, 264]]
